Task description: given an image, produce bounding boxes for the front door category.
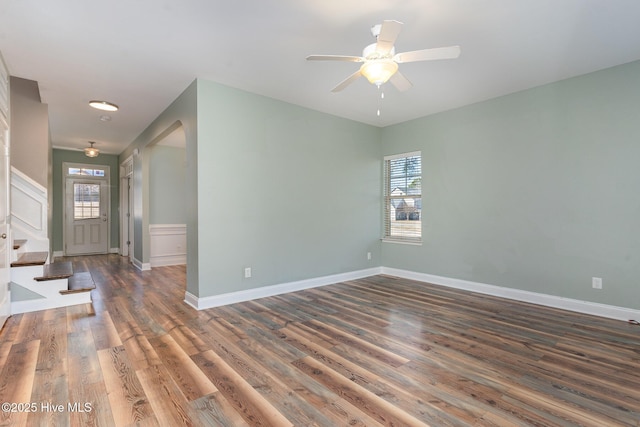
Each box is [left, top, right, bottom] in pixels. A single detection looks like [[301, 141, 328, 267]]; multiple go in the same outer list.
[[64, 164, 110, 255]]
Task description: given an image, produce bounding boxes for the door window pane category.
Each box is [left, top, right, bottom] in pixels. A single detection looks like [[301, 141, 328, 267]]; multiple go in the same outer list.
[[74, 183, 100, 219]]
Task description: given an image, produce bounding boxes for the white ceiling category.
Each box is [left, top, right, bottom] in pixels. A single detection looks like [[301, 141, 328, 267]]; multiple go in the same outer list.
[[2, 1, 640, 156]]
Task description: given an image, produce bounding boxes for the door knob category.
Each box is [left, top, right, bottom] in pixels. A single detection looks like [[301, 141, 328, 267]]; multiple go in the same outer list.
[[1, 233, 6, 239]]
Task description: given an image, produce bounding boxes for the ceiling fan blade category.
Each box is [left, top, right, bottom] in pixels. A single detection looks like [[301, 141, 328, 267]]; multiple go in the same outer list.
[[390, 71, 412, 92], [394, 46, 461, 63], [331, 70, 362, 92], [306, 55, 363, 62], [375, 20, 403, 55]]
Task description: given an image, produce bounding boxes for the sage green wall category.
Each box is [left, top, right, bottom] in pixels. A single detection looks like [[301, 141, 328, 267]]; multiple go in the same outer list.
[[118, 80, 198, 295], [149, 145, 186, 224], [51, 149, 120, 252], [381, 60, 640, 310], [196, 80, 381, 297]]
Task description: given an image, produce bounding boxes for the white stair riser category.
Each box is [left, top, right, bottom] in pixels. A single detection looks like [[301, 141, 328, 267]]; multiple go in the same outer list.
[[10, 264, 92, 313], [19, 278, 68, 297], [11, 291, 92, 314], [10, 265, 44, 284]]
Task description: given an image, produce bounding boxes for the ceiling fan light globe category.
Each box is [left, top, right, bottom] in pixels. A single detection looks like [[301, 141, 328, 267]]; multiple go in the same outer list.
[[360, 60, 398, 85]]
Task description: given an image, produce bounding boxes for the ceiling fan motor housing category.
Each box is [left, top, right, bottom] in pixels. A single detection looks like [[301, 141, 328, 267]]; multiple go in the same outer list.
[[362, 43, 395, 60]]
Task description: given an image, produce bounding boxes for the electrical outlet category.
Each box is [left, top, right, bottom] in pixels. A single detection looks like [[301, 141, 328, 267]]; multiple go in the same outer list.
[[367, 252, 372, 261], [592, 277, 602, 289], [244, 267, 252, 278]]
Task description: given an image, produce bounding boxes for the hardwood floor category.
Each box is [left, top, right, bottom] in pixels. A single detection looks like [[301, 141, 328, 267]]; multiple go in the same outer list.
[[1, 254, 639, 426]]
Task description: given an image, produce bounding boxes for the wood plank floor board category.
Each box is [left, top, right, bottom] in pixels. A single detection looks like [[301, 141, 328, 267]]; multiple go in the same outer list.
[[517, 373, 640, 426], [135, 362, 195, 427], [233, 329, 383, 426], [221, 310, 308, 363], [0, 254, 639, 426], [90, 311, 123, 351], [191, 323, 327, 425], [14, 310, 45, 344], [281, 323, 472, 426], [67, 329, 116, 427], [27, 319, 69, 427], [168, 324, 211, 357], [191, 349, 293, 426], [0, 340, 40, 427], [97, 345, 155, 425], [292, 355, 432, 427], [189, 392, 251, 427], [148, 333, 217, 401]]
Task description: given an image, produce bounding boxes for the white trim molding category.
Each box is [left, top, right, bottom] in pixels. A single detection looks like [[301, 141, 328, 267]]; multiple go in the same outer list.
[[133, 257, 151, 271], [149, 224, 186, 267], [381, 267, 640, 322], [184, 267, 383, 310], [181, 265, 639, 322]]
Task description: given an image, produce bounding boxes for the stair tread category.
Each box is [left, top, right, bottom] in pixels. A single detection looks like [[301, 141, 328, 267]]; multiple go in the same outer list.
[[34, 262, 73, 281], [13, 239, 27, 250], [11, 251, 49, 267], [61, 271, 96, 294]]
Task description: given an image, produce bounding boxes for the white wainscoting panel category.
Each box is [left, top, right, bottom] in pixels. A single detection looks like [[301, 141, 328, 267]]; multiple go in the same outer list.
[[149, 224, 186, 267], [10, 167, 50, 252], [10, 167, 47, 238]]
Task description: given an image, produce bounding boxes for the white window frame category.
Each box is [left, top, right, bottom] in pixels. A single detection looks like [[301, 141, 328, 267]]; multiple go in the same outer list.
[[382, 151, 422, 245]]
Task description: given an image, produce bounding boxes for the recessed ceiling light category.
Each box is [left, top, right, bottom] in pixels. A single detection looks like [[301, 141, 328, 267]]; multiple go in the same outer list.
[[89, 100, 119, 112]]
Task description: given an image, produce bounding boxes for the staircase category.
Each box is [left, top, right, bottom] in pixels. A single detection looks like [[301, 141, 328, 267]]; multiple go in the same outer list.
[[10, 239, 95, 314], [8, 166, 96, 313]]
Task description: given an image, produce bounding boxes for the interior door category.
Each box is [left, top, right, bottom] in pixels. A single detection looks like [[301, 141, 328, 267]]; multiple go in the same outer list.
[[0, 114, 10, 328], [65, 177, 109, 255]]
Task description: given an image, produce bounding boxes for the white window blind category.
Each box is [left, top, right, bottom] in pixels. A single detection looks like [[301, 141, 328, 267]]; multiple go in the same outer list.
[[383, 151, 422, 243]]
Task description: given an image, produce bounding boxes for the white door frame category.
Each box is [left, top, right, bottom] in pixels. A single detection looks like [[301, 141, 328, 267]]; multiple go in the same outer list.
[[0, 111, 10, 327], [120, 156, 133, 262], [62, 162, 110, 255]]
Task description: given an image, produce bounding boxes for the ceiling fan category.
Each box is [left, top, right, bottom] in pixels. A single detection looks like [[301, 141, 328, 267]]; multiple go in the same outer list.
[[307, 20, 460, 93]]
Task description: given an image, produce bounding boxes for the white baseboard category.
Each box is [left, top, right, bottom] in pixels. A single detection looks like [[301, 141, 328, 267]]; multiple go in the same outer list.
[[181, 265, 639, 322], [150, 254, 186, 267], [184, 267, 383, 310], [381, 267, 640, 322], [54, 249, 120, 258], [132, 257, 151, 271]]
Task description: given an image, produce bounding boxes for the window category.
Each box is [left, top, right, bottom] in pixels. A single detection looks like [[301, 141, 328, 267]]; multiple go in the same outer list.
[[73, 183, 101, 219], [67, 167, 105, 177], [383, 151, 422, 243]]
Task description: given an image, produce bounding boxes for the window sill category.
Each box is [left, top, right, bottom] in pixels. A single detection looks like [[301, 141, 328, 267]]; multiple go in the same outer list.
[[381, 238, 422, 246]]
